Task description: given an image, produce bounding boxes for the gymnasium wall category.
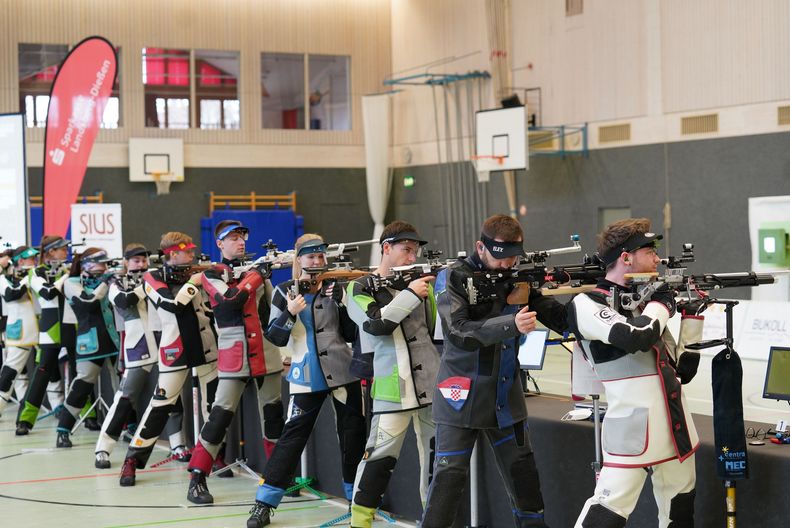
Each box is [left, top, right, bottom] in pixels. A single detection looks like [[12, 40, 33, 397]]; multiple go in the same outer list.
[[389, 130, 790, 299], [26, 167, 375, 259], [392, 0, 790, 163], [3, 0, 392, 168]]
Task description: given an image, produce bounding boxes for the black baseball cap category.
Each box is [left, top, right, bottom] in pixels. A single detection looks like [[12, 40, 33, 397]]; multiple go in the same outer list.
[[380, 231, 428, 246], [41, 237, 70, 252], [124, 246, 152, 259], [480, 233, 525, 258], [600, 231, 663, 266]]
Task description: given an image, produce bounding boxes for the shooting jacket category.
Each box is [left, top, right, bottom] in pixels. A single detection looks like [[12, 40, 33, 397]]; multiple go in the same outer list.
[[268, 279, 358, 393], [0, 274, 38, 347], [63, 277, 120, 362], [201, 260, 278, 378], [27, 264, 68, 346], [567, 279, 702, 467], [434, 253, 568, 429], [347, 274, 439, 413], [109, 277, 158, 369], [144, 268, 217, 372]]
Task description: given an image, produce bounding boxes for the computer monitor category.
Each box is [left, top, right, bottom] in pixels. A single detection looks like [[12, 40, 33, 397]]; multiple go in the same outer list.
[[762, 346, 790, 401], [518, 329, 549, 370]]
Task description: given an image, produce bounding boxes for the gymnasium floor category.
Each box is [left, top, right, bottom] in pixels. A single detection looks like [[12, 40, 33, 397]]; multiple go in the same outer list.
[[0, 410, 414, 528]]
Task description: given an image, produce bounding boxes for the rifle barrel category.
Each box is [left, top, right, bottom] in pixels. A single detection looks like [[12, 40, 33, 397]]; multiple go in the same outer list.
[[691, 272, 775, 290]]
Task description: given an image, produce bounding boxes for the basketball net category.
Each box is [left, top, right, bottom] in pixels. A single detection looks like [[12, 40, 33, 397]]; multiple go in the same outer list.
[[151, 172, 172, 195]]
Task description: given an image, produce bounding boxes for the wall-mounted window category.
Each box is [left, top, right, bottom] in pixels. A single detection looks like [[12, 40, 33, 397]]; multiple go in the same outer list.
[[261, 52, 350, 130], [308, 55, 350, 131], [19, 43, 121, 128], [143, 48, 240, 130], [196, 50, 240, 129], [143, 48, 191, 129], [261, 53, 305, 129]]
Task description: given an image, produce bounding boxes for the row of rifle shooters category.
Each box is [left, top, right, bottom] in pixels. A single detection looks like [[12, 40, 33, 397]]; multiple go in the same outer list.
[[0, 213, 722, 528]]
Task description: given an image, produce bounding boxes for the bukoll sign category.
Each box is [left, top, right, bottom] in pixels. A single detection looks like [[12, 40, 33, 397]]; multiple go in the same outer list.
[[43, 36, 117, 237]]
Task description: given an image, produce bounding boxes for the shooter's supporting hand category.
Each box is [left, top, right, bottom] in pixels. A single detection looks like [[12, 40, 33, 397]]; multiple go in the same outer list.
[[407, 275, 435, 299], [515, 305, 537, 334]]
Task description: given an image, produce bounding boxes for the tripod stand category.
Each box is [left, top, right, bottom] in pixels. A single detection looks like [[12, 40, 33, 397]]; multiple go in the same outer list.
[[210, 381, 260, 480], [71, 360, 114, 433]]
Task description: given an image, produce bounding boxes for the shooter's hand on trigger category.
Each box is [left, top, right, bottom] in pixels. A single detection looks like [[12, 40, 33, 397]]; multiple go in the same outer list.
[[515, 305, 537, 334], [408, 275, 435, 299], [188, 273, 203, 286]]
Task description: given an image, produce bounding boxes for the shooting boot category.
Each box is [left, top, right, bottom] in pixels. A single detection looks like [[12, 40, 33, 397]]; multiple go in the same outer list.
[[56, 430, 72, 448], [186, 470, 214, 504], [247, 501, 273, 528], [119, 456, 136, 486], [95, 451, 111, 469], [15, 421, 31, 436]]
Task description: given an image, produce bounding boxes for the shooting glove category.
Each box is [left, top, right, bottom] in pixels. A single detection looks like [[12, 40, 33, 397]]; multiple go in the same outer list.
[[676, 351, 701, 384], [253, 263, 272, 280], [649, 284, 677, 318]]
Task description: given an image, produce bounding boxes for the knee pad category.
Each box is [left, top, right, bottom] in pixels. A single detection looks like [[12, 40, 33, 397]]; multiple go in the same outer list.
[[0, 366, 19, 393], [668, 490, 695, 528], [510, 452, 544, 513], [420, 465, 468, 526], [66, 378, 94, 407], [202, 406, 235, 445], [263, 401, 285, 440], [354, 455, 398, 508], [104, 397, 134, 439], [581, 504, 627, 528]]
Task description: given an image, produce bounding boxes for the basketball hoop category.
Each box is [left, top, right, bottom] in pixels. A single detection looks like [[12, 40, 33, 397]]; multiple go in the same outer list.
[[151, 172, 173, 195], [470, 155, 505, 183]]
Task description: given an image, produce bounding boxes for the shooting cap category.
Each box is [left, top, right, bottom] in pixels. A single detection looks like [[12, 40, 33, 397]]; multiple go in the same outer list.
[[216, 222, 250, 241], [124, 246, 151, 259], [80, 250, 108, 265], [12, 246, 39, 262], [380, 231, 428, 247], [296, 237, 327, 256], [162, 241, 197, 255], [41, 236, 70, 252], [600, 231, 663, 266], [480, 233, 525, 258]]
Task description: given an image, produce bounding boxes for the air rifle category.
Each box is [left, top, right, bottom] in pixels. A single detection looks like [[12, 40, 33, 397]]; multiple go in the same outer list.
[[465, 235, 604, 305], [617, 243, 778, 311]]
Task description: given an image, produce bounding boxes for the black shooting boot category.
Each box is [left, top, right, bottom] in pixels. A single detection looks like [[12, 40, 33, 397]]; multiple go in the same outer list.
[[247, 501, 273, 528], [186, 470, 214, 504]]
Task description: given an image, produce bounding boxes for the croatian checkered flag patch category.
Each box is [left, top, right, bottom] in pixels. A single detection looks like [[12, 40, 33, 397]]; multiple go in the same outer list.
[[438, 376, 471, 411]]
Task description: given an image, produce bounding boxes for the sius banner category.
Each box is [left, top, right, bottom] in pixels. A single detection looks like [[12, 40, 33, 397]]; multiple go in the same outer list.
[[43, 36, 117, 237], [71, 203, 122, 258]]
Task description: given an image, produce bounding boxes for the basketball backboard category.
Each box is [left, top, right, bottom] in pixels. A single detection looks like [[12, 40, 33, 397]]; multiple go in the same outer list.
[[129, 137, 184, 182], [474, 106, 528, 174]]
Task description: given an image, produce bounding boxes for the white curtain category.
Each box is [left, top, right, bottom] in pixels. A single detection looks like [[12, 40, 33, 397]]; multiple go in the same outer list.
[[362, 94, 392, 266]]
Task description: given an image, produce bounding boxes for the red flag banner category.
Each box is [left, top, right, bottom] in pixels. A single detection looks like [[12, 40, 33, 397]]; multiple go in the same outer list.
[[43, 36, 117, 236]]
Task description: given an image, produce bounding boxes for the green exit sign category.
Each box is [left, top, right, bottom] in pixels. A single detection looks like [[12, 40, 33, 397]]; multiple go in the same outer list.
[[759, 228, 789, 266], [403, 175, 415, 188]]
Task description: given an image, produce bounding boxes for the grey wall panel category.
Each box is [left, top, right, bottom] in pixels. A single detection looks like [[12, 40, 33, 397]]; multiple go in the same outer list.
[[28, 167, 374, 261], [391, 132, 790, 299]]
